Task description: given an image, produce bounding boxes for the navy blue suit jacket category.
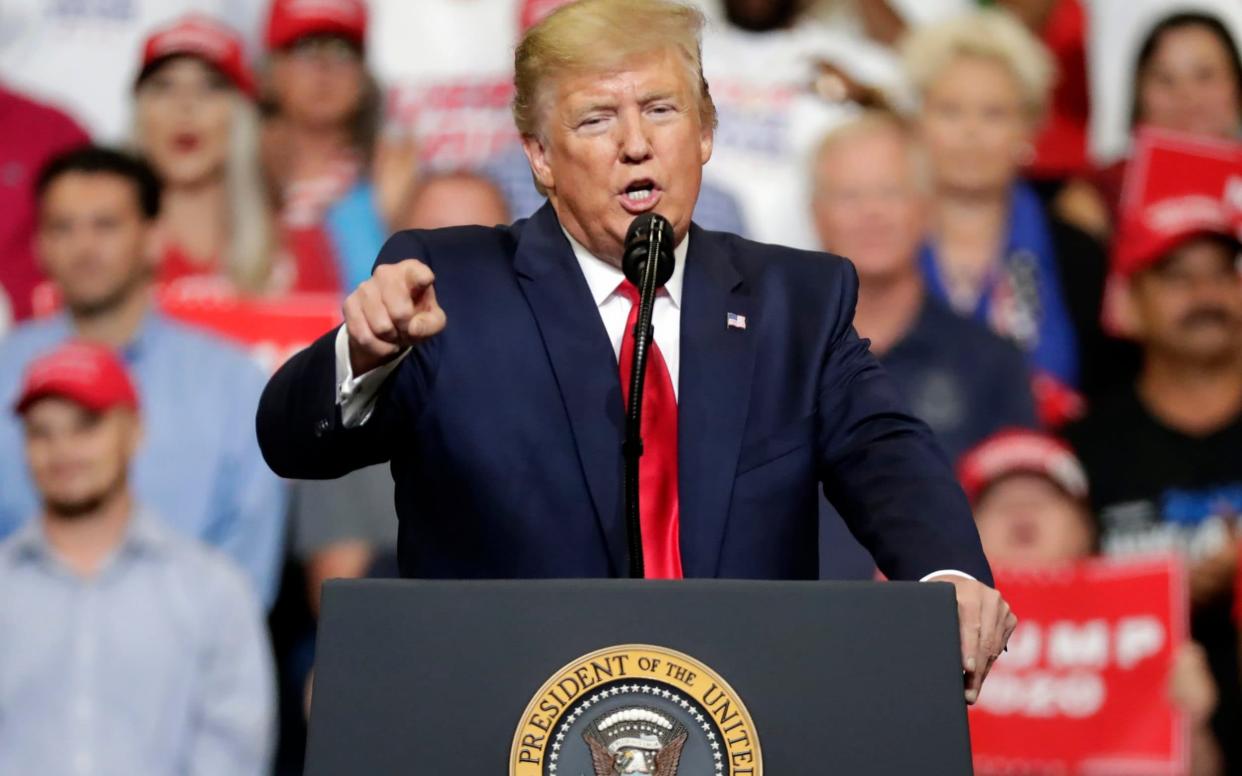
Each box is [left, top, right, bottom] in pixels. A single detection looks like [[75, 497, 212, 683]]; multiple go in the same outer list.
[[257, 203, 992, 584]]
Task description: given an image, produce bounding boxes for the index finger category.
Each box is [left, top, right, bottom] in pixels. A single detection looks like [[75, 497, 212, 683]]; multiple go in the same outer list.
[[403, 260, 435, 295]]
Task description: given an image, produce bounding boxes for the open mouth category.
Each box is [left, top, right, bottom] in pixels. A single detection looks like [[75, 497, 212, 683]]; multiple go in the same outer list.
[[1010, 521, 1040, 547], [619, 179, 661, 213]]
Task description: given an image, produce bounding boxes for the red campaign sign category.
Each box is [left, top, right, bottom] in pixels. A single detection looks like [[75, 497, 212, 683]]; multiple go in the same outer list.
[[30, 281, 342, 374], [1114, 129, 1242, 278], [157, 285, 342, 374], [970, 556, 1188, 776], [1119, 129, 1242, 220]]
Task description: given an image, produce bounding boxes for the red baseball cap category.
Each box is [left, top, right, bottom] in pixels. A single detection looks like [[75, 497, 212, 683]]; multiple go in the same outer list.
[[138, 14, 257, 97], [13, 342, 140, 417], [265, 0, 368, 51], [956, 429, 1088, 506]]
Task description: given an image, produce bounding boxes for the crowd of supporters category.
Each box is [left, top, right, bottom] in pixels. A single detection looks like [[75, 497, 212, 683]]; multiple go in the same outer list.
[[0, 0, 1240, 773]]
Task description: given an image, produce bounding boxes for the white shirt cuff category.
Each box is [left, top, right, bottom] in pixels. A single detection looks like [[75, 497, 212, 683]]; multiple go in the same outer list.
[[334, 325, 410, 428], [919, 569, 976, 583]]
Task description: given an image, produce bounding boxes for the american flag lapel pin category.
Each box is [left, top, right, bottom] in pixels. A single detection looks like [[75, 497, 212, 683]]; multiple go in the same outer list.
[[726, 312, 747, 330]]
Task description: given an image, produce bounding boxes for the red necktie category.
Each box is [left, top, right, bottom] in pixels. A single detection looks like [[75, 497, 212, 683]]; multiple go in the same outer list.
[[616, 280, 683, 579]]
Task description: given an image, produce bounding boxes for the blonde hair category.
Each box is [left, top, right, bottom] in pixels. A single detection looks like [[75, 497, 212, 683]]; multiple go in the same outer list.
[[224, 95, 278, 294], [901, 9, 1055, 119], [133, 88, 276, 294], [512, 0, 717, 139], [811, 110, 932, 195]]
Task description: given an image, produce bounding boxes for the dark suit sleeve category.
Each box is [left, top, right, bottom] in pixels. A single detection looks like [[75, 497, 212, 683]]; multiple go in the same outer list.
[[815, 262, 994, 585], [255, 230, 434, 480]]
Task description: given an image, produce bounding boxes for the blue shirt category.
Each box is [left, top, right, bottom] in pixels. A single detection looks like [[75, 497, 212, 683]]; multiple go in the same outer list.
[[882, 295, 1038, 462], [918, 182, 1080, 387], [0, 509, 275, 776], [0, 312, 286, 605]]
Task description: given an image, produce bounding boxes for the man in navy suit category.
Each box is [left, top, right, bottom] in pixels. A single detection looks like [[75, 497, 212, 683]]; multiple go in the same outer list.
[[256, 0, 1016, 703]]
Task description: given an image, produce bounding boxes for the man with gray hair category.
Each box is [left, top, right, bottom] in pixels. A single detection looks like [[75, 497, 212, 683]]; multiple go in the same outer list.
[[810, 110, 1039, 580], [810, 111, 1037, 462], [258, 0, 1016, 704]]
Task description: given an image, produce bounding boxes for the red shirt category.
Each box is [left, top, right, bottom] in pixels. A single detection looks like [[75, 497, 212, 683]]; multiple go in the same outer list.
[[158, 243, 220, 288], [0, 86, 89, 322], [159, 239, 340, 296], [1028, 0, 1091, 181]]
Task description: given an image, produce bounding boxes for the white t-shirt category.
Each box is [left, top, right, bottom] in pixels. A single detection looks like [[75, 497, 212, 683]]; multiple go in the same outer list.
[[0, 0, 264, 141], [700, 20, 908, 248], [368, 0, 523, 170]]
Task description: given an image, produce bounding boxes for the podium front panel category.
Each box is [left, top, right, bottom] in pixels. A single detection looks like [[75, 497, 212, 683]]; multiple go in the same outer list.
[[306, 579, 973, 775]]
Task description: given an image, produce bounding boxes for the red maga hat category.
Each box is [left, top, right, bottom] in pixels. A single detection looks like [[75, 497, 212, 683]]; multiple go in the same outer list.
[[956, 429, 1088, 506], [1112, 128, 1242, 279], [265, 0, 368, 51], [13, 341, 139, 417], [139, 14, 256, 97]]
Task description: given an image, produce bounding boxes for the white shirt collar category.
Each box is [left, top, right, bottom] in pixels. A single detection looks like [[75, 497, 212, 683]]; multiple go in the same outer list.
[[563, 227, 688, 309]]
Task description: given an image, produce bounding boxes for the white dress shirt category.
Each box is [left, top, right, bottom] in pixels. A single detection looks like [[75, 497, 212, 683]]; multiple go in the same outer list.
[[564, 229, 687, 400], [329, 231, 971, 584]]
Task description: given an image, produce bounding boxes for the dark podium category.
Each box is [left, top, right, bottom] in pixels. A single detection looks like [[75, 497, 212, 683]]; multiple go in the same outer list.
[[305, 579, 974, 775]]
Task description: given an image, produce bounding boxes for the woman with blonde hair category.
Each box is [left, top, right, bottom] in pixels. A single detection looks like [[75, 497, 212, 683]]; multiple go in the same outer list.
[[903, 9, 1124, 410], [133, 15, 278, 294]]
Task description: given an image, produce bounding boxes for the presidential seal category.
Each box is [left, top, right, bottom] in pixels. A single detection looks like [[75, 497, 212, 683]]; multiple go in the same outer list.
[[511, 644, 761, 775]]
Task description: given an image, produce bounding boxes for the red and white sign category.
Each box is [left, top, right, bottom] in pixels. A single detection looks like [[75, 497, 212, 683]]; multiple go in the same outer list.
[[1114, 130, 1242, 278], [157, 285, 341, 374], [970, 557, 1188, 775], [31, 281, 342, 375]]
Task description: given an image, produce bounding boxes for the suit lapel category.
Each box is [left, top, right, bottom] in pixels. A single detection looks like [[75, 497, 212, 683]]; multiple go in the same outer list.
[[678, 226, 757, 577], [513, 204, 628, 575]]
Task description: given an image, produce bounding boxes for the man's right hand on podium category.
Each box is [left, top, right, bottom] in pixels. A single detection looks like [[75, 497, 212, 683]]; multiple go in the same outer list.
[[343, 258, 447, 376]]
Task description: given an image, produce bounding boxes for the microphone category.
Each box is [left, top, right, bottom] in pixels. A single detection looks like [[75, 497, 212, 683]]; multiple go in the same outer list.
[[623, 213, 675, 289], [620, 213, 676, 579]]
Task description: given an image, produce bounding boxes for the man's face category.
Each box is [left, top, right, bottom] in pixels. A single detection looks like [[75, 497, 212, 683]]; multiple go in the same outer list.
[[522, 48, 712, 264], [23, 398, 140, 518], [974, 474, 1094, 567], [38, 173, 154, 316], [811, 129, 927, 284], [1128, 237, 1242, 364]]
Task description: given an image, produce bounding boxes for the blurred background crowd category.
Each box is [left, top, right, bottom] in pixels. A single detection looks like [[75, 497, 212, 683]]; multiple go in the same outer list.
[[0, 0, 1240, 773]]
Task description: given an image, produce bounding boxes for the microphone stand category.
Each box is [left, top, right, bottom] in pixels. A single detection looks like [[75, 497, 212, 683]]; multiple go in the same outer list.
[[623, 218, 668, 579]]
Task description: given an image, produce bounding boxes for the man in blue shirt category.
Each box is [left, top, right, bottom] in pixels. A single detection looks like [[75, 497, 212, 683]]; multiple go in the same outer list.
[[810, 110, 1038, 578], [0, 146, 286, 605], [810, 110, 1038, 460], [0, 341, 274, 775]]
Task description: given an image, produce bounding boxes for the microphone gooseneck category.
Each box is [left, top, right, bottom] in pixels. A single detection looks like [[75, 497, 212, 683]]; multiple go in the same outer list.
[[621, 213, 676, 579]]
